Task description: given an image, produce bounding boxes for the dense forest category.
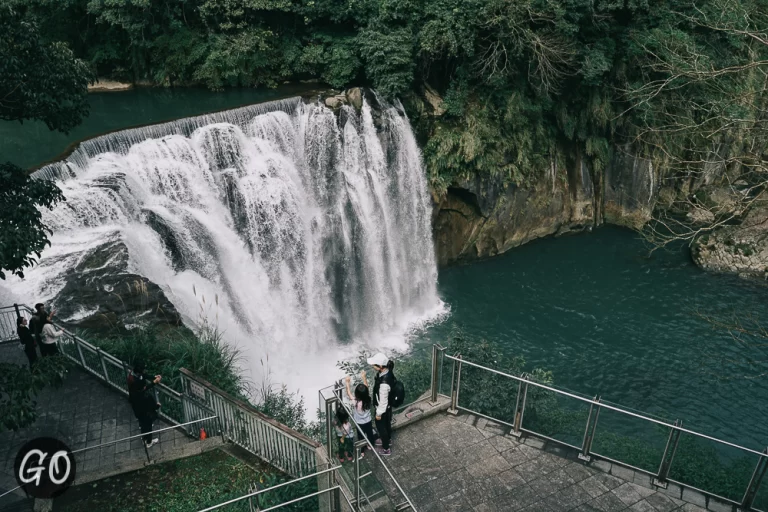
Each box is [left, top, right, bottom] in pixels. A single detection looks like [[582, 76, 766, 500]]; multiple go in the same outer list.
[[3, 0, 768, 194]]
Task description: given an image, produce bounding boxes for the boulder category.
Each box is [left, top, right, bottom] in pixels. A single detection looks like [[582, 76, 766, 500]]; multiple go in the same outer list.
[[88, 79, 133, 92], [346, 88, 363, 110], [324, 95, 347, 109]]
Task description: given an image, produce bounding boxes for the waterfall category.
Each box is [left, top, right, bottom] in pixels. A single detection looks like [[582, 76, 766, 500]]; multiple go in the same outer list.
[[6, 94, 443, 400]]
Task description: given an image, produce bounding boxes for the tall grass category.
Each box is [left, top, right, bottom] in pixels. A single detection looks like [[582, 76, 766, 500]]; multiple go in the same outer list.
[[88, 325, 248, 398]]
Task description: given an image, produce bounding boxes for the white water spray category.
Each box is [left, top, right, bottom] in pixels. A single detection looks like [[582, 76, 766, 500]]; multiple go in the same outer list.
[[3, 95, 444, 402]]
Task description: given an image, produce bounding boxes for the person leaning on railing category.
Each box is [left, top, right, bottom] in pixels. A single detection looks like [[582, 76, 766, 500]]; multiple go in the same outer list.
[[40, 313, 63, 357], [127, 359, 162, 448], [344, 372, 376, 458]]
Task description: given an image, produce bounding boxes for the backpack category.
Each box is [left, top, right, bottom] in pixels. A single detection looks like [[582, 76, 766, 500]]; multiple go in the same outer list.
[[391, 379, 405, 407]]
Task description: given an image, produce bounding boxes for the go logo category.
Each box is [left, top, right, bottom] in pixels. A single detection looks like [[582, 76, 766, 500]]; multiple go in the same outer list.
[[14, 438, 76, 499]]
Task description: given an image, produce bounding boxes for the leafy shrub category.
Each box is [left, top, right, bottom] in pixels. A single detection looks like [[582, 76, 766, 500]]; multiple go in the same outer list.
[[0, 354, 70, 431]]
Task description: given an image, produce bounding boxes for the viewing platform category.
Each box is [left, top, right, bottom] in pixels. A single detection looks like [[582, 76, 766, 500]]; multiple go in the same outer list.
[[388, 412, 709, 512]]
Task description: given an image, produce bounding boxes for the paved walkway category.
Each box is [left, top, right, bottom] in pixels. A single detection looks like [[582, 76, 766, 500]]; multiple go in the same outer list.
[[0, 343, 191, 511], [387, 413, 719, 512]]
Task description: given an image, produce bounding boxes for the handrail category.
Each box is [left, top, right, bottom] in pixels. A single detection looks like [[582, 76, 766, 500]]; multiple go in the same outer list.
[[438, 346, 768, 510], [179, 368, 319, 449], [441, 352, 766, 457], [196, 465, 345, 512]]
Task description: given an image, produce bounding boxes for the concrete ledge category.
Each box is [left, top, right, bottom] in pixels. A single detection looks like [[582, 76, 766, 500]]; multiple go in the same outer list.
[[391, 395, 451, 431]]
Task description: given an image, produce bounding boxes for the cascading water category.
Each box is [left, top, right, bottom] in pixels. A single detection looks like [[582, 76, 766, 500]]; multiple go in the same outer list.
[[2, 94, 444, 401]]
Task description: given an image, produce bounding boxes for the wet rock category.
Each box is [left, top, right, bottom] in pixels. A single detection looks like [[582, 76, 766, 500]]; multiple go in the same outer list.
[[431, 147, 669, 266], [53, 238, 182, 331], [325, 95, 347, 109], [346, 88, 363, 110]]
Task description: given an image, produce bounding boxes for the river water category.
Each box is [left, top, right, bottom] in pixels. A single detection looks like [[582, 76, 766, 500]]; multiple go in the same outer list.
[[415, 226, 768, 450], [2, 88, 767, 451]]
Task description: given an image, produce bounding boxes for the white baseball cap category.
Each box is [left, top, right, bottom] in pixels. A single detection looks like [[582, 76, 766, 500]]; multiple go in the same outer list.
[[367, 353, 389, 367]]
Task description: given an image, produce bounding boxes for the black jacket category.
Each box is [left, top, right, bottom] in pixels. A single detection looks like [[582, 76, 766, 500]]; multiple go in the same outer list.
[[372, 371, 395, 410], [127, 370, 159, 418], [28, 314, 44, 344], [17, 325, 35, 352]]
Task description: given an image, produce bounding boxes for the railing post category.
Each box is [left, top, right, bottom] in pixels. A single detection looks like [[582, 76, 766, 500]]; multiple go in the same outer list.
[[448, 354, 462, 415], [331, 485, 342, 512], [354, 440, 365, 511], [509, 375, 529, 438], [742, 448, 768, 510], [75, 337, 87, 368], [579, 396, 601, 462], [325, 397, 336, 461], [429, 344, 442, 406], [654, 420, 682, 489], [13, 303, 21, 318], [96, 348, 110, 381]]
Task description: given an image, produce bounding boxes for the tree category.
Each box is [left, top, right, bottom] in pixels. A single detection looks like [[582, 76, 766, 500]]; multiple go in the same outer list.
[[0, 356, 70, 432], [0, 4, 92, 280], [1, 4, 92, 132], [623, 0, 768, 248]]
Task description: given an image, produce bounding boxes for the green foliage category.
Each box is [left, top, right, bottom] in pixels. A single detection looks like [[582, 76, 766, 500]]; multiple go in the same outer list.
[[7, 0, 763, 194], [357, 27, 415, 97], [89, 325, 246, 397], [0, 162, 65, 279], [0, 355, 70, 431], [0, 4, 92, 132], [89, 325, 322, 438], [56, 449, 317, 511]]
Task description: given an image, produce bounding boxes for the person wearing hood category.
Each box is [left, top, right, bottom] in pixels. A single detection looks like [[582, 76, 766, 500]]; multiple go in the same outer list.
[[368, 352, 395, 456]]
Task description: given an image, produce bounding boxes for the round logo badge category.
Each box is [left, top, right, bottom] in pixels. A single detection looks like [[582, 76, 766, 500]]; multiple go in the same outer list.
[[14, 437, 76, 499]]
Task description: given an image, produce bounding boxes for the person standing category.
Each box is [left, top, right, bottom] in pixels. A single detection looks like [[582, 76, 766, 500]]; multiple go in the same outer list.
[[17, 317, 38, 368], [28, 303, 47, 348], [344, 373, 376, 457], [334, 407, 355, 462], [40, 316, 63, 356], [369, 352, 395, 456], [127, 360, 162, 448]]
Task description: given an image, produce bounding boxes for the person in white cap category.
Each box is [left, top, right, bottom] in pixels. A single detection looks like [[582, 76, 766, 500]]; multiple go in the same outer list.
[[368, 352, 395, 455]]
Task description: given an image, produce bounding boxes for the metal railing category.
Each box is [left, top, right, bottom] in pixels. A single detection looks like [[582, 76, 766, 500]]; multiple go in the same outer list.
[[5, 304, 192, 427], [197, 465, 355, 512], [180, 368, 321, 478], [3, 417, 219, 502], [430, 344, 768, 511], [0, 304, 32, 343], [319, 384, 418, 512]]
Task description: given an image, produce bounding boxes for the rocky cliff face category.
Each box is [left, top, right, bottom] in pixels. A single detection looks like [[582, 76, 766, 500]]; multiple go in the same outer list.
[[692, 197, 768, 279], [432, 149, 657, 266]]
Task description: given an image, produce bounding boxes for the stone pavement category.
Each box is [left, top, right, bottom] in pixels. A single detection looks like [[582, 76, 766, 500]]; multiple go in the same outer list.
[[0, 343, 192, 511], [387, 413, 730, 512]]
